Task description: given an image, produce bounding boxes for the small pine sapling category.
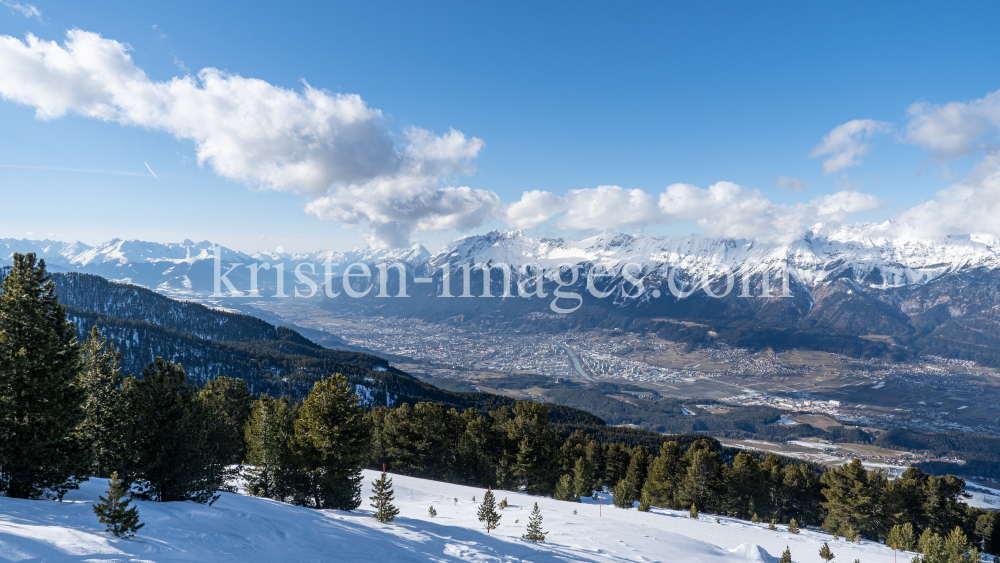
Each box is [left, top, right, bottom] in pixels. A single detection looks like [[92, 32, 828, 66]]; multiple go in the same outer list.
[[92, 472, 144, 539], [522, 502, 546, 543], [787, 518, 800, 534], [369, 471, 400, 524], [779, 546, 791, 563], [477, 488, 501, 534], [689, 504, 698, 519], [769, 519, 777, 531], [472, 496, 476, 502], [819, 541, 835, 562], [500, 497, 508, 509], [428, 506, 437, 517], [716, 518, 721, 524], [454, 497, 458, 505], [637, 492, 651, 512], [751, 513, 760, 524], [573, 509, 577, 515]]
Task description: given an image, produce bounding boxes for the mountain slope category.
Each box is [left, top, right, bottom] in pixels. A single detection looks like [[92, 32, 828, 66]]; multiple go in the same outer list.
[[0, 470, 904, 563]]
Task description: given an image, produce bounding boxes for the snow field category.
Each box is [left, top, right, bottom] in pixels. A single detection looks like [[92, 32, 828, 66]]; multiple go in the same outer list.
[[0, 469, 912, 562]]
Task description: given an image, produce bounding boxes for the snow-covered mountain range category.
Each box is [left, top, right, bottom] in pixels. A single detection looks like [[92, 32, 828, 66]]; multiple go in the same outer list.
[[6, 225, 1000, 294], [6, 227, 1000, 365]]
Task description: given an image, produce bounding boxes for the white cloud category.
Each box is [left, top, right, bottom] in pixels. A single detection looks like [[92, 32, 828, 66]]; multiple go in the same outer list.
[[506, 182, 881, 243], [810, 119, 892, 175], [775, 176, 806, 193], [892, 152, 1000, 238], [906, 89, 1000, 159], [1, 1, 40, 20], [0, 30, 490, 248], [505, 190, 568, 229], [557, 185, 661, 231]]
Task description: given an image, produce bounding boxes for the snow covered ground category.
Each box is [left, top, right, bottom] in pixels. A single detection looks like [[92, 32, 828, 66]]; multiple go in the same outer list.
[[0, 470, 911, 562]]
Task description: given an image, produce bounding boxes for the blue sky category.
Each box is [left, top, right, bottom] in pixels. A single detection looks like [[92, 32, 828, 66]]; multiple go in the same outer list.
[[2, 1, 1000, 252]]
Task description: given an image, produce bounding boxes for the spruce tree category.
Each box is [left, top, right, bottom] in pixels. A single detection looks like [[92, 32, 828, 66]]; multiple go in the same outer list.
[[0, 253, 92, 499], [769, 519, 777, 531], [522, 502, 546, 543], [92, 472, 144, 539], [779, 546, 791, 563], [690, 504, 698, 519], [80, 327, 127, 479], [292, 374, 369, 510], [818, 542, 834, 562], [787, 518, 800, 534], [370, 471, 400, 523], [478, 488, 501, 533], [428, 505, 437, 517], [752, 513, 760, 524], [244, 394, 296, 501]]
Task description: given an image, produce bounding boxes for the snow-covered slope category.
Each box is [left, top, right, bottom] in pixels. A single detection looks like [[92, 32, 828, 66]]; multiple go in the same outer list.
[[0, 470, 905, 562]]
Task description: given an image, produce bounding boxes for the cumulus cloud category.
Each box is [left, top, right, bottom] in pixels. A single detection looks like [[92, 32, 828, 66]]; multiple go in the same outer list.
[[891, 153, 1000, 238], [500, 182, 881, 243], [775, 176, 806, 193], [906, 89, 1000, 159], [0, 29, 490, 248], [557, 185, 661, 231], [810, 118, 892, 175], [505, 190, 569, 230]]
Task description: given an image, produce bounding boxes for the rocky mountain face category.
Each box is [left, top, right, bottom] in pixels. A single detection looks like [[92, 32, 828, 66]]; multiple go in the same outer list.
[[6, 227, 1000, 364]]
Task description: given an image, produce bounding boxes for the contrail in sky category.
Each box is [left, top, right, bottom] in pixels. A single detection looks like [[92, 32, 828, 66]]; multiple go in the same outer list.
[[144, 162, 161, 182]]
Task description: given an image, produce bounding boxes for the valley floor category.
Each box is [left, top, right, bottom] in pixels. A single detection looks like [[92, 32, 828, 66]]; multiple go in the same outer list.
[[0, 470, 910, 562]]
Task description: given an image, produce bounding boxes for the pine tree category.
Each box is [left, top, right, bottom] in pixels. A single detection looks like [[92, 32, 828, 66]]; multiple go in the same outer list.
[[642, 441, 685, 509], [370, 471, 400, 524], [887, 523, 915, 552], [244, 394, 296, 501], [573, 456, 594, 499], [510, 402, 560, 495], [788, 518, 800, 534], [500, 497, 508, 509], [976, 513, 995, 552], [522, 502, 546, 543], [942, 526, 980, 563], [120, 358, 227, 503], [92, 472, 144, 539], [779, 546, 791, 563], [638, 491, 651, 512], [769, 519, 777, 531], [80, 327, 127, 480], [0, 254, 92, 499], [428, 505, 437, 517], [752, 513, 760, 524], [292, 374, 369, 510], [690, 504, 698, 519], [199, 376, 252, 464], [478, 488, 501, 533], [819, 541, 834, 562], [554, 474, 578, 502], [613, 477, 636, 508]]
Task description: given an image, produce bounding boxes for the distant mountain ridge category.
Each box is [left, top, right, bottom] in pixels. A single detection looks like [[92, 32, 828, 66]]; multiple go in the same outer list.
[[8, 228, 1000, 365]]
